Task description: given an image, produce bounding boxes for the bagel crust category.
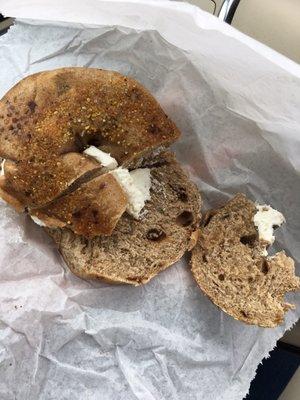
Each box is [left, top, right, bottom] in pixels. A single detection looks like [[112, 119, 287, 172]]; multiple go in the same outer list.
[[0, 68, 180, 236]]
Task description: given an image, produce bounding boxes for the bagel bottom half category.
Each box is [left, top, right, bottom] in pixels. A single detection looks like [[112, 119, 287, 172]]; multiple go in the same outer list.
[[46, 153, 201, 285]]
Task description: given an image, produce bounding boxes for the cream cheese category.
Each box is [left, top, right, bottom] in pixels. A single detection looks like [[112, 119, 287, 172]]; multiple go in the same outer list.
[[130, 168, 151, 202], [30, 215, 47, 227], [0, 159, 5, 176], [83, 146, 118, 170], [254, 204, 285, 244], [110, 167, 151, 219]]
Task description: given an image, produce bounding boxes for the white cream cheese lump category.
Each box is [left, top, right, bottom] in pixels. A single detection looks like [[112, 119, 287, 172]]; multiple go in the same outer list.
[[0, 159, 5, 176], [111, 167, 151, 219], [30, 215, 47, 227], [130, 168, 151, 202], [83, 146, 118, 170], [254, 204, 285, 244]]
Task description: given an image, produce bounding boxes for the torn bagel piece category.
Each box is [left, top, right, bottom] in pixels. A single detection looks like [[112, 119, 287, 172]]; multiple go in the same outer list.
[[0, 68, 202, 284], [191, 194, 300, 327]]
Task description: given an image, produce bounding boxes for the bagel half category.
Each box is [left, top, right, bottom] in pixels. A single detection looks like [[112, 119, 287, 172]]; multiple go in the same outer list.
[[191, 194, 300, 327], [47, 152, 202, 285], [0, 68, 180, 236]]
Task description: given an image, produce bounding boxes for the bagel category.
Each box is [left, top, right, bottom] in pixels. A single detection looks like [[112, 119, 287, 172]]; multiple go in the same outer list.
[[47, 152, 202, 285], [0, 68, 180, 236]]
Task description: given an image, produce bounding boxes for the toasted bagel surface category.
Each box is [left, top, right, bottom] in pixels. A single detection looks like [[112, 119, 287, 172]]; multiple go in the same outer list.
[[0, 68, 180, 236], [0, 68, 180, 207]]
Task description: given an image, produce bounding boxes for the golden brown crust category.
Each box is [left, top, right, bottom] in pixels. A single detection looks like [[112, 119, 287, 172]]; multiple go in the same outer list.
[[32, 173, 128, 237], [0, 68, 180, 210], [2, 153, 102, 210]]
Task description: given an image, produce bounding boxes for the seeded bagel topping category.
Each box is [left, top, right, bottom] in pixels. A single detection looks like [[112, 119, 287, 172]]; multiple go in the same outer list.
[[0, 68, 180, 236]]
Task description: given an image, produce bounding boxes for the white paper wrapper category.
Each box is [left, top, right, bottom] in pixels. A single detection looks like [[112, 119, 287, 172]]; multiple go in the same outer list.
[[0, 1, 299, 399]]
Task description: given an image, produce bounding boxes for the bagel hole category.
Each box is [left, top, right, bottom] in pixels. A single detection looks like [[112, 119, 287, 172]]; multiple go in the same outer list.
[[74, 133, 103, 153], [86, 136, 103, 148]]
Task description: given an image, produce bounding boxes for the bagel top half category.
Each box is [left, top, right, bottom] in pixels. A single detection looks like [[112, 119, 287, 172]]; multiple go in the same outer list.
[[0, 68, 180, 236]]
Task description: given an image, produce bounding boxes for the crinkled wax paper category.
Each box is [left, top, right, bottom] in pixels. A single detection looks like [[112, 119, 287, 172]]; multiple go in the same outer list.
[[0, 1, 299, 399]]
